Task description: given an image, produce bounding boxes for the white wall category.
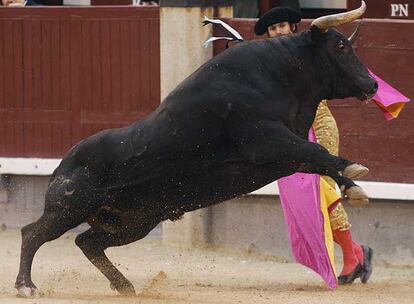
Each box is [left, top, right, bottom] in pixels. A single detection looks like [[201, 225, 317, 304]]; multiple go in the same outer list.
[[63, 0, 91, 5]]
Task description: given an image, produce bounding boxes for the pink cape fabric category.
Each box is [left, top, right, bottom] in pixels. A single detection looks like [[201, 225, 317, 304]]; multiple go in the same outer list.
[[278, 130, 337, 289], [369, 70, 410, 120]]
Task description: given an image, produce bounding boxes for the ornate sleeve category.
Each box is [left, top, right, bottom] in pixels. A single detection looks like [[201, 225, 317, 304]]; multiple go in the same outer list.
[[312, 100, 339, 157]]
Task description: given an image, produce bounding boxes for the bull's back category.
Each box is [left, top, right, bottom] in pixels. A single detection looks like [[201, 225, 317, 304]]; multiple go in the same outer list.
[[51, 104, 225, 192], [47, 39, 295, 210]]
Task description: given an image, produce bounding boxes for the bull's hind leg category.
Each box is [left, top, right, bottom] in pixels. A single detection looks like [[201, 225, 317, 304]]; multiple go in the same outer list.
[[15, 210, 89, 297], [15, 172, 99, 298], [75, 218, 158, 296]]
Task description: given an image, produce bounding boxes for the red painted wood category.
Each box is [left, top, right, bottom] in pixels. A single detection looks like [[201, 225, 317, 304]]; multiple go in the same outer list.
[[130, 19, 141, 112], [12, 20, 23, 111], [81, 20, 93, 112], [0, 21, 4, 111], [140, 19, 151, 109], [31, 20, 42, 111], [90, 20, 102, 113], [213, 18, 414, 183], [100, 19, 112, 114], [4, 20, 14, 110], [41, 20, 52, 111], [13, 124, 24, 157], [109, 20, 122, 114], [0, 6, 160, 158], [70, 19, 82, 144], [149, 17, 160, 110], [60, 19, 71, 113], [259, 0, 281, 17]]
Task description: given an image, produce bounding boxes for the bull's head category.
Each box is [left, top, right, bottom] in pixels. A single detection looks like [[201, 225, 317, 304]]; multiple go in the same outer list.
[[308, 1, 378, 101]]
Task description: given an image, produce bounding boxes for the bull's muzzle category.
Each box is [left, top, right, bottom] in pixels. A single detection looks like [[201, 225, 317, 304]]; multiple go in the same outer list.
[[359, 78, 378, 101]]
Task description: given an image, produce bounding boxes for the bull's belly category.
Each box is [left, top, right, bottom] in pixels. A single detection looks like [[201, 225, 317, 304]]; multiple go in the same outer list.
[[110, 160, 294, 216]]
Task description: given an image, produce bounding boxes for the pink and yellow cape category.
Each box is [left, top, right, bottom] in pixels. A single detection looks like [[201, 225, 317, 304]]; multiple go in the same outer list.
[[277, 70, 410, 288]]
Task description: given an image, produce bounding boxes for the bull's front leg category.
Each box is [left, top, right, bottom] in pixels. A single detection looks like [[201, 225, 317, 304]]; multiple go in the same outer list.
[[231, 121, 369, 206], [297, 161, 369, 207]]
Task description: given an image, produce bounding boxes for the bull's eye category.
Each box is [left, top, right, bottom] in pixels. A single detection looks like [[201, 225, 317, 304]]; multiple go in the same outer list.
[[338, 42, 346, 50]]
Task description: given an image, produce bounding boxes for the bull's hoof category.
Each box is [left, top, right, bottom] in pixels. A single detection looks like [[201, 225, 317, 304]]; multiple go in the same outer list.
[[16, 286, 39, 298], [345, 186, 369, 207], [342, 164, 369, 180], [110, 282, 136, 296]]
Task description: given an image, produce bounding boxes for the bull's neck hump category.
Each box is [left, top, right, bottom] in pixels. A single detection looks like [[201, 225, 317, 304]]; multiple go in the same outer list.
[[267, 35, 335, 102]]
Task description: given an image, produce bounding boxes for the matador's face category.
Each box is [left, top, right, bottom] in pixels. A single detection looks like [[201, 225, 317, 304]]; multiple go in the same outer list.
[[267, 21, 294, 38]]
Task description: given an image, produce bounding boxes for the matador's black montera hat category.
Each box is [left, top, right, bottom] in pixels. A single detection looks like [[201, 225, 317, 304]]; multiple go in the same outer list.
[[254, 6, 302, 36]]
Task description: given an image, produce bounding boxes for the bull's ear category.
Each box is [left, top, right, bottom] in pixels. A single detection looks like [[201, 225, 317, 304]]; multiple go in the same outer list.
[[308, 25, 324, 44]]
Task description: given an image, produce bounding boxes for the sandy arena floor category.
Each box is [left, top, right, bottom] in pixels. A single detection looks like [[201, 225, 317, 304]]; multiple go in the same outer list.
[[0, 228, 413, 304]]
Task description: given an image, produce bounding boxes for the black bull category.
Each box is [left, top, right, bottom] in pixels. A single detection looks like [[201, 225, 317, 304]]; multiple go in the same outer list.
[[15, 26, 377, 296]]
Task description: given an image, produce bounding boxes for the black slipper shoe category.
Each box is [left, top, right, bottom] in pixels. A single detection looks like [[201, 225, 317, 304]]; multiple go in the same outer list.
[[361, 245, 374, 283], [338, 263, 364, 285]]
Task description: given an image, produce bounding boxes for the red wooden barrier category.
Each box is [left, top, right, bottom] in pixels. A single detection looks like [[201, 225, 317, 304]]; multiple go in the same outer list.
[[213, 19, 414, 183], [0, 6, 160, 158]]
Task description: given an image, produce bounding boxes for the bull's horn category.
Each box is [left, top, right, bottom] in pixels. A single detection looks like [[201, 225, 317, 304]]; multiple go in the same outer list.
[[311, 1, 366, 31], [348, 21, 362, 44]]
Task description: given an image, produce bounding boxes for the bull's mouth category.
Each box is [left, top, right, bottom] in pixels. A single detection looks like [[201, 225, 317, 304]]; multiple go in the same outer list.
[[358, 91, 376, 102], [357, 80, 378, 102]]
